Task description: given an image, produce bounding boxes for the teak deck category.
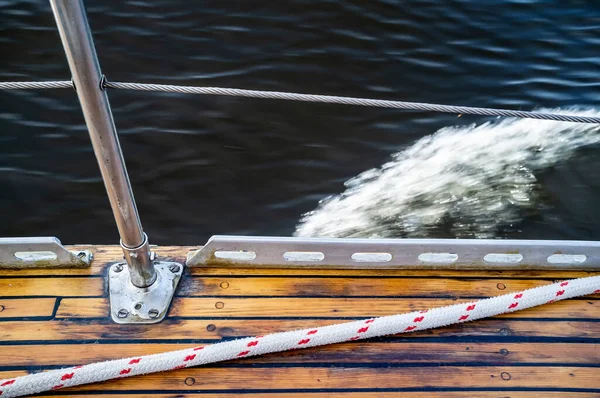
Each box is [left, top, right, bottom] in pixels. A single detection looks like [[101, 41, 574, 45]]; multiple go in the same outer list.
[[0, 245, 599, 397]]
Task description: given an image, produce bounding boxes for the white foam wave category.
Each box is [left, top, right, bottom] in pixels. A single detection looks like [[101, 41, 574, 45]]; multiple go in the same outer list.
[[295, 109, 600, 238]]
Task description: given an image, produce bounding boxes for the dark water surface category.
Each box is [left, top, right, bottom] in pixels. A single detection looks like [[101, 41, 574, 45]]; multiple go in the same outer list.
[[1, 0, 600, 244]]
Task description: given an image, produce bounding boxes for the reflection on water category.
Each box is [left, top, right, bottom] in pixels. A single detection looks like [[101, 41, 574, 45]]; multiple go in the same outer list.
[[1, 0, 600, 243]]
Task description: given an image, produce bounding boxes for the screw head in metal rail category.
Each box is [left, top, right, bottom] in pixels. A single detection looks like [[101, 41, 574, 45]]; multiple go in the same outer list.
[[148, 309, 159, 318], [117, 308, 129, 318], [113, 263, 124, 273], [169, 264, 181, 273]]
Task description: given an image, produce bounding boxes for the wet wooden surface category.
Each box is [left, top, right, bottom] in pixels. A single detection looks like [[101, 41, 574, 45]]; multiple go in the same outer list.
[[0, 245, 598, 397]]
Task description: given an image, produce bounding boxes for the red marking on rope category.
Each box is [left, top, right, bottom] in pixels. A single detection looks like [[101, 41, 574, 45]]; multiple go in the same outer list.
[[172, 365, 186, 370], [560, 282, 569, 287], [547, 300, 555, 304], [0, 381, 14, 387], [74, 366, 83, 369], [556, 290, 565, 296], [184, 354, 196, 361], [365, 319, 375, 323], [237, 351, 250, 357], [247, 340, 259, 347], [128, 358, 141, 364], [419, 309, 429, 314], [298, 339, 311, 345], [357, 326, 369, 333], [119, 368, 131, 375], [349, 336, 360, 341], [52, 384, 64, 390], [405, 326, 417, 331], [413, 316, 425, 323], [466, 304, 476, 311], [255, 335, 264, 338], [61, 373, 74, 381], [594, 290, 600, 294], [307, 329, 318, 335], [508, 302, 519, 309], [459, 315, 469, 321], [514, 293, 523, 299], [194, 346, 204, 351]]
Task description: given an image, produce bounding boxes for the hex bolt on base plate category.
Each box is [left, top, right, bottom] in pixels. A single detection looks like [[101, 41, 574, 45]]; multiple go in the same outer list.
[[109, 261, 183, 324]]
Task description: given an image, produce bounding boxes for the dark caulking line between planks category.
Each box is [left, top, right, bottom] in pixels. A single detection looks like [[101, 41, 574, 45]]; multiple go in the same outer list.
[[0, 335, 599, 346], [0, 273, 593, 280], [1, 362, 600, 373], [12, 387, 600, 394]]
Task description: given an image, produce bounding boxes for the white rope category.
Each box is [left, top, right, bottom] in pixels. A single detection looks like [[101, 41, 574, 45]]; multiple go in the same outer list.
[[1, 275, 598, 397], [105, 81, 600, 124]]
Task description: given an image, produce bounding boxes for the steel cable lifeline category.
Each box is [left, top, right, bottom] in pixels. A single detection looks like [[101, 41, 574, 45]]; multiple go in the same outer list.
[[0, 81, 72, 90], [0, 275, 599, 397], [2, 79, 600, 124]]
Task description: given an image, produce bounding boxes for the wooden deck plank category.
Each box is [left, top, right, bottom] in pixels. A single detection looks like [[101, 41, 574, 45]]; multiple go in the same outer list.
[[56, 296, 598, 319], [172, 297, 598, 319], [180, 276, 597, 297], [8, 275, 599, 300], [0, 272, 600, 298], [0, 298, 55, 318], [0, 319, 597, 342], [1, 342, 597, 367], [3, 366, 598, 391], [0, 278, 102, 297], [3, 275, 597, 300]]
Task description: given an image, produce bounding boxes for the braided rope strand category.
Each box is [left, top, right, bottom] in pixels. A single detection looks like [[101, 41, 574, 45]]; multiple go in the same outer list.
[[105, 81, 600, 124], [1, 275, 598, 397]]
